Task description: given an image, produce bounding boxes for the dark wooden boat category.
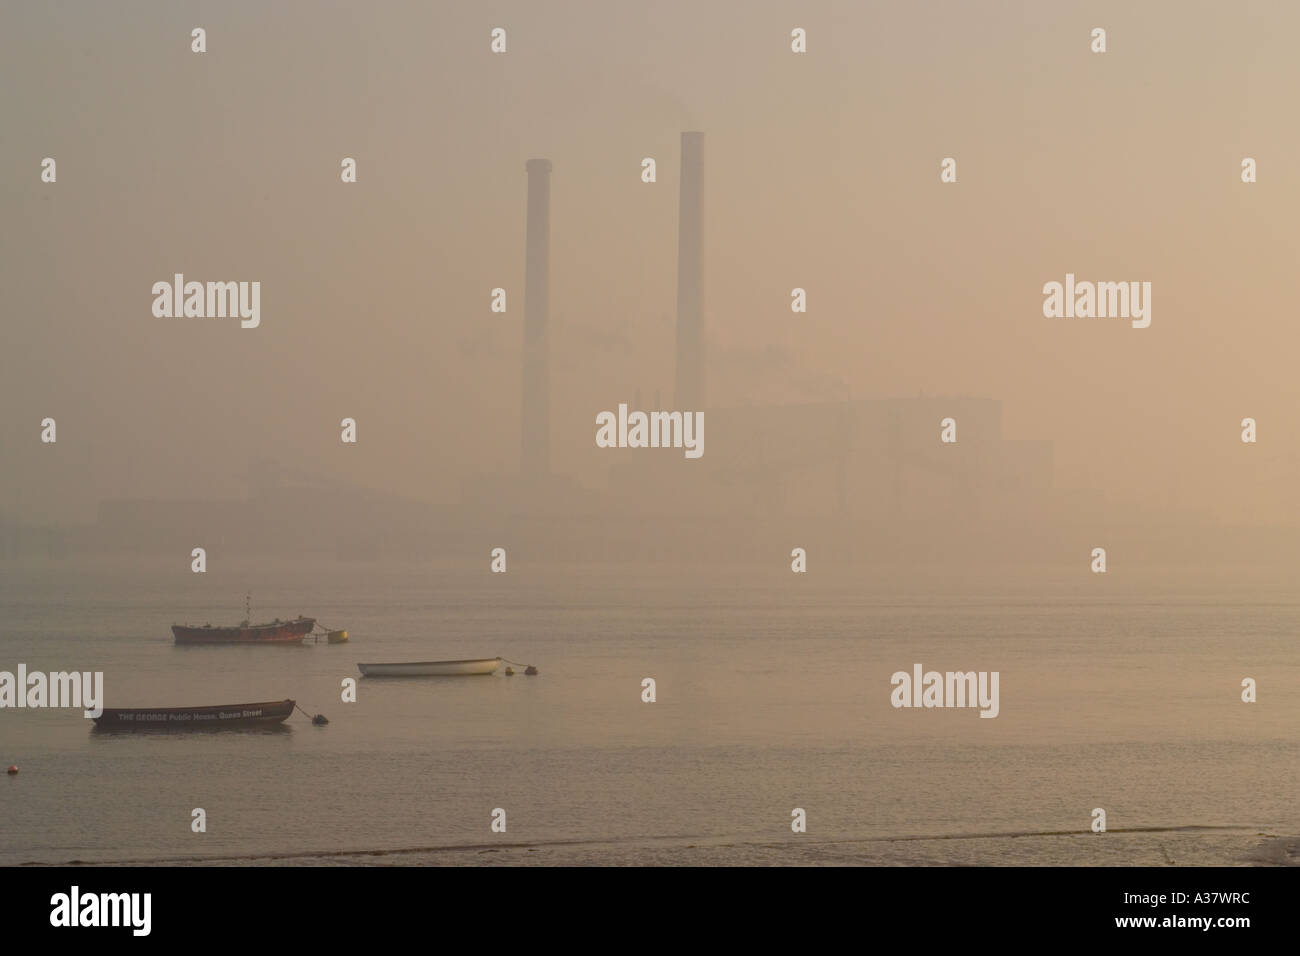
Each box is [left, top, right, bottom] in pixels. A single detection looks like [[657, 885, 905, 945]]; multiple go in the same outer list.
[[92, 699, 295, 730], [172, 617, 315, 645]]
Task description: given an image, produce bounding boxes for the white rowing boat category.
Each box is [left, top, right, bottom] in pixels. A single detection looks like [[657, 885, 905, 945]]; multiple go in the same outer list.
[[357, 658, 502, 677]]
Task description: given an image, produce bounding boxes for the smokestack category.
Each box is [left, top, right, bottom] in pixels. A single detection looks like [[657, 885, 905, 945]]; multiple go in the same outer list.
[[522, 158, 552, 476], [674, 131, 705, 409]]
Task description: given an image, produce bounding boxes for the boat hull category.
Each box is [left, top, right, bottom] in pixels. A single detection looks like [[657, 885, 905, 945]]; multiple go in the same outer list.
[[172, 618, 315, 645], [92, 699, 295, 731], [358, 658, 501, 677]]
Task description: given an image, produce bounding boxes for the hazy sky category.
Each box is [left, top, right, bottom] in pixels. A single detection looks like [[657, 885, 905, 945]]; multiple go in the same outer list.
[[3, 1, 1299, 527]]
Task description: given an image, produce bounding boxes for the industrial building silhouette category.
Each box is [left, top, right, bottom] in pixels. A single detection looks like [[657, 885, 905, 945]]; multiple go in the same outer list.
[[23, 131, 1107, 565]]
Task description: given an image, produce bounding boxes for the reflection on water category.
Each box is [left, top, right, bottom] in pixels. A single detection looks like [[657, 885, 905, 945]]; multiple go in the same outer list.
[[2, 558, 1298, 865]]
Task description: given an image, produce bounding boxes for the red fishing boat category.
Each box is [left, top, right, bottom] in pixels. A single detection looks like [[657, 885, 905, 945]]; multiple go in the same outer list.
[[172, 594, 315, 645], [172, 618, 315, 644]]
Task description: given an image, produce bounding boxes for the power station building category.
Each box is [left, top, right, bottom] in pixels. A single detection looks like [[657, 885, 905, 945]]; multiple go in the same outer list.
[[508, 132, 1063, 557], [60, 131, 1072, 564]]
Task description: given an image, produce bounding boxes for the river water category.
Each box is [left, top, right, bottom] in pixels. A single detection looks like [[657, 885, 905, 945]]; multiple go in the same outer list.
[[1, 558, 1296, 866]]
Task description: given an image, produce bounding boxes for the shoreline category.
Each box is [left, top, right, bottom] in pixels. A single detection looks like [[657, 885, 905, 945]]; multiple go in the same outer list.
[[12, 826, 1293, 868]]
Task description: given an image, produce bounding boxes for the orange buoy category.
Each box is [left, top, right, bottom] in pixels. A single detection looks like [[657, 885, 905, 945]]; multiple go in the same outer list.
[[6, 765, 17, 775], [504, 667, 515, 676]]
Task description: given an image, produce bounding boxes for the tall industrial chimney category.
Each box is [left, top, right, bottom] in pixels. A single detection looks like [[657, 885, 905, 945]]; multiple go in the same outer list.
[[522, 158, 552, 476], [674, 132, 705, 409]]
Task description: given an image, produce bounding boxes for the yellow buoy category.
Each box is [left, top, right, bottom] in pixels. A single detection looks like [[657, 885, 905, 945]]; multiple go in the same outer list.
[[326, 629, 349, 644]]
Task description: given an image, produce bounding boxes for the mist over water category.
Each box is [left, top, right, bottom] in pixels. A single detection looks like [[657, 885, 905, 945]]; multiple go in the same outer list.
[[1, 558, 1296, 865], [4, 2, 1300, 870], [4, 1, 1300, 545]]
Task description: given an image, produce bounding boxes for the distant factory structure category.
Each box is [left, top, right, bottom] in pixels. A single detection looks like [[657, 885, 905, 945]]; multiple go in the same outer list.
[[521, 158, 553, 479], [674, 131, 706, 410], [23, 131, 1090, 565], [609, 398, 1054, 523], [494, 131, 1070, 559]]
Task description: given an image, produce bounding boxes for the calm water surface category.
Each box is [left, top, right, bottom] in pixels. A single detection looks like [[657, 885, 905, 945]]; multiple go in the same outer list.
[[1, 558, 1296, 866]]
